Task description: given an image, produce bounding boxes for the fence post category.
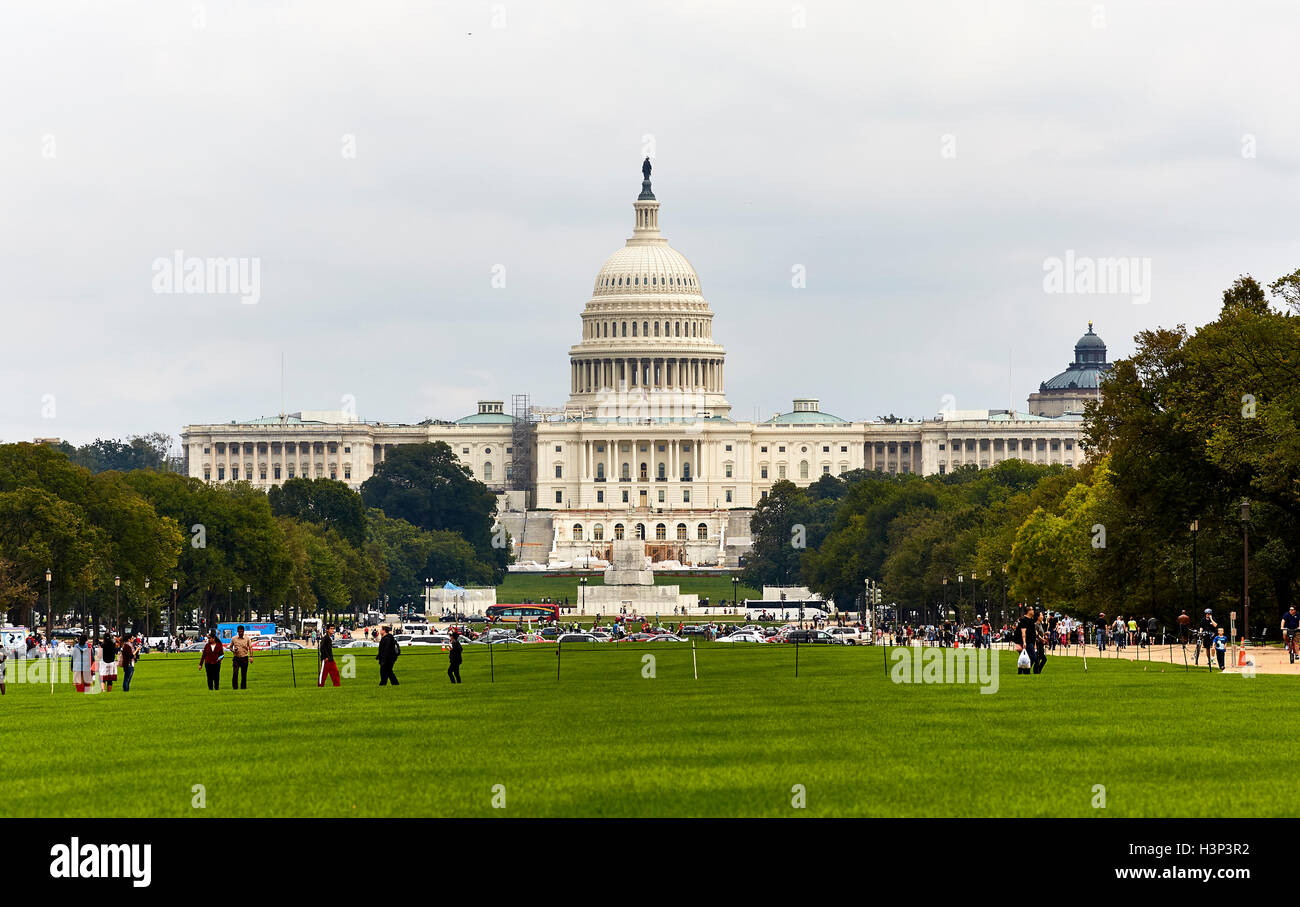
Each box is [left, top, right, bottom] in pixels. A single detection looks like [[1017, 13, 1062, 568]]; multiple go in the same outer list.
[[290, 648, 296, 687], [794, 641, 799, 678], [691, 638, 698, 680], [556, 641, 561, 682]]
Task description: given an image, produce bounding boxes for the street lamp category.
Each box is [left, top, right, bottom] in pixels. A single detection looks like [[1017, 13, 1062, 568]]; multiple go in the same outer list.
[[45, 568, 52, 641], [579, 576, 587, 614], [144, 577, 151, 638], [1189, 520, 1199, 618], [245, 584, 251, 622], [171, 580, 178, 641], [941, 577, 948, 627], [732, 575, 739, 610], [114, 575, 121, 633], [227, 586, 232, 624], [957, 574, 963, 622], [1000, 564, 1008, 626], [1239, 501, 1251, 643]]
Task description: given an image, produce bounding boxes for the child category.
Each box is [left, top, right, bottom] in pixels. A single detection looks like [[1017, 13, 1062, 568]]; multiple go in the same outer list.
[[1213, 627, 1227, 671]]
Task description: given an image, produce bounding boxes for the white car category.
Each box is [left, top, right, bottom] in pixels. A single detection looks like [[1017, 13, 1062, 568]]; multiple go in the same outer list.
[[827, 627, 865, 645], [717, 631, 766, 644], [407, 634, 452, 647]]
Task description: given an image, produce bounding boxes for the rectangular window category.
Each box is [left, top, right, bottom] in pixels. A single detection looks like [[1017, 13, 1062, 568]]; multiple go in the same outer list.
[[555, 445, 562, 453], [621, 490, 629, 503], [823, 465, 830, 475], [778, 446, 785, 453], [330, 469, 337, 480], [232, 467, 239, 480], [840, 446, 847, 453], [760, 446, 767, 453], [462, 448, 469, 455], [657, 444, 665, 452], [658, 490, 665, 502], [778, 465, 786, 479], [343, 446, 351, 454], [218, 466, 226, 480], [344, 467, 351, 480], [761, 490, 768, 499], [555, 490, 563, 503], [274, 466, 281, 480], [725, 444, 732, 452], [725, 464, 733, 478], [761, 466, 768, 479], [204, 469, 211, 481], [596, 490, 604, 503], [555, 466, 563, 478], [725, 490, 733, 503], [259, 469, 267, 480], [822, 446, 829, 453], [506, 447, 513, 454], [682, 490, 690, 503]]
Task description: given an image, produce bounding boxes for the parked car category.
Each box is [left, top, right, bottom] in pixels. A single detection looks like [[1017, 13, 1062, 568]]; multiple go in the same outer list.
[[556, 633, 598, 644], [408, 634, 451, 647], [646, 634, 684, 643], [781, 629, 845, 645], [826, 627, 864, 645], [716, 631, 766, 644]]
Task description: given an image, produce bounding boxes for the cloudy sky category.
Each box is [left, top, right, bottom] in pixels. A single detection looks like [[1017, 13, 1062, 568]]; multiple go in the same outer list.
[[3, 0, 1297, 447]]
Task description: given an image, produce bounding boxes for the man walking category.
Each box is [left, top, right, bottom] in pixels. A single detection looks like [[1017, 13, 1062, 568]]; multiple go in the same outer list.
[[318, 623, 340, 687], [377, 625, 400, 686], [228, 625, 252, 690], [447, 629, 463, 684]]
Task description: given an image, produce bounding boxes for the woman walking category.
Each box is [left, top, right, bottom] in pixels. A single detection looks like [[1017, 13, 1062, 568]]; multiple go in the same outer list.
[[199, 631, 223, 690]]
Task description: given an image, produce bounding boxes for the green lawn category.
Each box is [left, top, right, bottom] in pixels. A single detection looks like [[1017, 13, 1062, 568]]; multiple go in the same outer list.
[[0, 645, 1289, 818], [498, 571, 758, 605]]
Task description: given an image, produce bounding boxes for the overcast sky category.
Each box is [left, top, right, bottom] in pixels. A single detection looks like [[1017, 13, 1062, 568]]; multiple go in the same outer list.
[[3, 0, 1297, 446]]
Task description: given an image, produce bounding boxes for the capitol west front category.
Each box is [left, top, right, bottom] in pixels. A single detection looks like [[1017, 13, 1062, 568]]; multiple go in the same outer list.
[[183, 164, 1101, 569]]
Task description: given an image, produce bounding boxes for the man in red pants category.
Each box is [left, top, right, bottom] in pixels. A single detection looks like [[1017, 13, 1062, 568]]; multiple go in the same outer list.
[[318, 624, 340, 687]]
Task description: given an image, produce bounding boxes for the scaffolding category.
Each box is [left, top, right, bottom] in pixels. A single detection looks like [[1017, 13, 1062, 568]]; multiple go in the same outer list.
[[510, 393, 536, 506]]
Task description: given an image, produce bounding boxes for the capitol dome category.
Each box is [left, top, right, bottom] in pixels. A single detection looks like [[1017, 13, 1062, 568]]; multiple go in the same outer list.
[[566, 160, 730, 419]]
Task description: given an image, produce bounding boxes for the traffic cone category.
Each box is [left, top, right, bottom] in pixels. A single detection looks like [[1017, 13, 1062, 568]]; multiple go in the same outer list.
[[1238, 645, 1249, 667]]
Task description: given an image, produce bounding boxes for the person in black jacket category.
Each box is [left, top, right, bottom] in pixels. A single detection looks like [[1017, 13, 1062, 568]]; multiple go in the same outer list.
[[447, 630, 463, 684], [376, 625, 399, 686], [318, 624, 340, 687]]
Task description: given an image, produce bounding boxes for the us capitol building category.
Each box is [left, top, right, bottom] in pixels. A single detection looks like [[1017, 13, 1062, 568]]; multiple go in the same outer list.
[[183, 161, 1108, 569]]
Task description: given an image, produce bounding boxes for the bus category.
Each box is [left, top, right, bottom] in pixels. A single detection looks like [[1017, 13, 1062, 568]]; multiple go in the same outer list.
[[486, 605, 560, 624], [743, 600, 830, 622]]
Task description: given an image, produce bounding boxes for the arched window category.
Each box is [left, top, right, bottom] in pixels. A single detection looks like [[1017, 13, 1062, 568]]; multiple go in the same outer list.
[[635, 524, 646, 540], [639, 462, 649, 481], [632, 322, 638, 336], [657, 463, 665, 480], [675, 321, 681, 336], [697, 523, 708, 540], [593, 524, 604, 541], [572, 523, 584, 540], [643, 321, 649, 337], [621, 462, 630, 480], [622, 322, 627, 336], [614, 523, 625, 540], [655, 523, 667, 540], [484, 462, 493, 481], [596, 463, 605, 480], [654, 322, 659, 336], [682, 462, 691, 480], [676, 523, 688, 540], [799, 461, 809, 479]]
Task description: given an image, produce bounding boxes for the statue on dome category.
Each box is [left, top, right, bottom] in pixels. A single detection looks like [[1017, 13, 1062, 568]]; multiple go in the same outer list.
[[642, 157, 652, 181]]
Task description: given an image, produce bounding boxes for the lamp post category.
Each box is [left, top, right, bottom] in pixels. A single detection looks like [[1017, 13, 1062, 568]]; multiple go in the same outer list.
[[114, 575, 121, 633], [1240, 500, 1251, 644], [245, 584, 251, 623], [579, 576, 587, 614], [941, 577, 948, 628], [1189, 520, 1199, 617], [144, 577, 151, 638], [1000, 565, 1008, 627], [227, 586, 232, 625], [171, 580, 178, 641], [45, 568, 53, 641], [732, 575, 739, 611], [957, 574, 963, 623]]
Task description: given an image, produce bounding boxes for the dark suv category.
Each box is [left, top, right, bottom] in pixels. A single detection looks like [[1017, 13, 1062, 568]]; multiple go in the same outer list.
[[783, 629, 844, 645]]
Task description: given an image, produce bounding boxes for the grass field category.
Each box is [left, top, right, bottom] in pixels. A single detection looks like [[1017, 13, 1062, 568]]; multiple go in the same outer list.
[[498, 571, 758, 605], [0, 644, 1290, 818]]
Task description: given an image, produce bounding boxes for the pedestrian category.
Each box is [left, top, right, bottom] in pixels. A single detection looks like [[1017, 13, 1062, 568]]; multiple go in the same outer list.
[[228, 625, 252, 690], [119, 635, 136, 692], [72, 634, 93, 693], [377, 625, 400, 686], [318, 623, 340, 687], [447, 629, 463, 684], [200, 631, 223, 690], [1213, 627, 1227, 671], [0, 644, 7, 695], [100, 633, 119, 692], [1015, 607, 1036, 675]]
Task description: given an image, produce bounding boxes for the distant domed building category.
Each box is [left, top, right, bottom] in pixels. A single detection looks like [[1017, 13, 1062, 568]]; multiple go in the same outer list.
[[1026, 323, 1110, 417]]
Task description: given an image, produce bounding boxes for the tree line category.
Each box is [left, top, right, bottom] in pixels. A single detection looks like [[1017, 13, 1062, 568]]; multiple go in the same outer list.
[[0, 441, 509, 632], [743, 273, 1300, 637]]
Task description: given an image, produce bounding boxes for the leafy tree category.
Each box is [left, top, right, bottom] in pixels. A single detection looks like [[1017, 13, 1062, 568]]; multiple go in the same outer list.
[[269, 477, 368, 548]]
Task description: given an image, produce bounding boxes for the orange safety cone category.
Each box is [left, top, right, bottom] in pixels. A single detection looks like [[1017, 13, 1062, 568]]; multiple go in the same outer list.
[[1238, 645, 1249, 667]]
